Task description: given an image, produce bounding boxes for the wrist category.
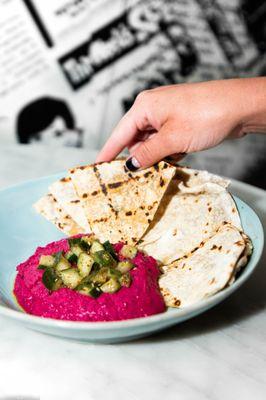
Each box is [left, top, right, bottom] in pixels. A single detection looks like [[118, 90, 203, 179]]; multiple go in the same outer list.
[[236, 77, 266, 135]]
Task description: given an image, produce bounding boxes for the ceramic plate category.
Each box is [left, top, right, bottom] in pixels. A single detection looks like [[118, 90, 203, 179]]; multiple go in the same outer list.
[[0, 174, 264, 343]]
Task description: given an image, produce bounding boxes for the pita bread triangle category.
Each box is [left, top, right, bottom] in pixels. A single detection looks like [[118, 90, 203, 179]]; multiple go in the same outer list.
[[69, 159, 176, 245], [159, 223, 247, 307], [140, 179, 242, 264], [49, 177, 91, 233], [34, 194, 84, 236]]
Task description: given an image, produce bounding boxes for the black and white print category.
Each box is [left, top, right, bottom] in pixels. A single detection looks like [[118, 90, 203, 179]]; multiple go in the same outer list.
[[0, 0, 265, 187]]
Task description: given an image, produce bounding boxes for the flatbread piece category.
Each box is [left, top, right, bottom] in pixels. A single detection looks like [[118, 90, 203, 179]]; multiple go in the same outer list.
[[159, 224, 247, 308], [49, 177, 91, 232], [69, 160, 176, 244], [34, 194, 84, 236]]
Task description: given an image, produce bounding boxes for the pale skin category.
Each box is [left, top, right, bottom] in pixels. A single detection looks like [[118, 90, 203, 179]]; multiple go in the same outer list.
[[96, 77, 266, 170]]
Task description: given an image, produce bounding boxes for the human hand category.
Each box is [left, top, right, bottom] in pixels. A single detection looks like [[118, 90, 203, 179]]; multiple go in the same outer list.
[[96, 78, 266, 170]]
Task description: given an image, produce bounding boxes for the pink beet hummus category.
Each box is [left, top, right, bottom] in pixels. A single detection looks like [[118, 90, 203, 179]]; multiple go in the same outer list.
[[14, 238, 165, 322]]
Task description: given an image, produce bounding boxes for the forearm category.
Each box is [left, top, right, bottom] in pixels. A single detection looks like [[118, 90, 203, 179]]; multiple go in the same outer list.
[[233, 77, 266, 135]]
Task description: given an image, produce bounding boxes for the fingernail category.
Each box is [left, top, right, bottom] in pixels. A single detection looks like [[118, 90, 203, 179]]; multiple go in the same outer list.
[[125, 157, 140, 171]]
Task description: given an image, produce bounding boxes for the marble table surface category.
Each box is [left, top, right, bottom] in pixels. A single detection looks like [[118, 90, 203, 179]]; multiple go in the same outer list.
[[0, 144, 265, 400]]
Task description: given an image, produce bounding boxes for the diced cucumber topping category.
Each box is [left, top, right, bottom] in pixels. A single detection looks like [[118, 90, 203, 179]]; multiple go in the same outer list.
[[89, 267, 110, 285], [91, 262, 100, 273], [119, 273, 132, 288], [80, 236, 93, 251], [39, 235, 134, 296], [68, 238, 82, 247], [42, 268, 59, 291], [92, 250, 116, 267], [65, 251, 78, 264], [52, 278, 64, 291], [70, 244, 83, 257], [60, 268, 82, 289], [120, 245, 137, 259], [90, 240, 104, 254], [103, 241, 118, 260], [109, 268, 122, 279], [39, 255, 55, 268], [77, 253, 94, 278], [101, 278, 121, 294], [80, 240, 90, 252], [54, 251, 63, 264], [77, 283, 102, 298], [116, 261, 134, 273], [55, 256, 71, 273], [81, 236, 94, 245]]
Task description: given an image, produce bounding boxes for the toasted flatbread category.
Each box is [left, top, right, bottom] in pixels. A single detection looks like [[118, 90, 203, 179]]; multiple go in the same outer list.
[[174, 166, 230, 189], [34, 194, 84, 236], [140, 178, 241, 264], [159, 224, 247, 308], [49, 177, 91, 233], [69, 160, 176, 244], [228, 233, 253, 285]]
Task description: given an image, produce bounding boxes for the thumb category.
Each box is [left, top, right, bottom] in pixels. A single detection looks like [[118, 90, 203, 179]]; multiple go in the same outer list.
[[126, 124, 174, 170]]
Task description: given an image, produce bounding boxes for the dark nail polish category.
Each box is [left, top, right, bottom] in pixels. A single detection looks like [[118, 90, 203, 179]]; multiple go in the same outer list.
[[125, 157, 140, 171]]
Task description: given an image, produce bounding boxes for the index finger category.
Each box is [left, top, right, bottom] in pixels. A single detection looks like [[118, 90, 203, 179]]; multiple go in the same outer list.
[[96, 110, 138, 162], [95, 94, 155, 162]]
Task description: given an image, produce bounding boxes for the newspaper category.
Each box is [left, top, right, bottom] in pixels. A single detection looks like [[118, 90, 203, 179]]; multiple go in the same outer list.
[[0, 0, 265, 188]]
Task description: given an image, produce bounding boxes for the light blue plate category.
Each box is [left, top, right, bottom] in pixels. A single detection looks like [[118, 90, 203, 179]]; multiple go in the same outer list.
[[0, 174, 264, 343]]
